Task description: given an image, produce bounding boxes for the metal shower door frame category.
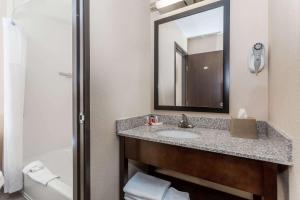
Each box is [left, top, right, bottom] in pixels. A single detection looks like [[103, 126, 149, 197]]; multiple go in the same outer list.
[[73, 0, 90, 200]]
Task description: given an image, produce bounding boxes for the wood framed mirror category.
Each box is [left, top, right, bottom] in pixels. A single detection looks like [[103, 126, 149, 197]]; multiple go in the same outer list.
[[154, 0, 230, 113]]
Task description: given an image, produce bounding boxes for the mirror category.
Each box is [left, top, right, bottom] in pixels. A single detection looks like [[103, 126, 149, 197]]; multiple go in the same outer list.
[[154, 0, 230, 113]]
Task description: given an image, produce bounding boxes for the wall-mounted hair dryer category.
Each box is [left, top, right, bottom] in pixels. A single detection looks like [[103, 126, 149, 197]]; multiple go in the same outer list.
[[249, 43, 265, 75]]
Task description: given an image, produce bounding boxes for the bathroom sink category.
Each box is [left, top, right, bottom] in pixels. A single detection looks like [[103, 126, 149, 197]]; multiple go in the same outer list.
[[155, 130, 199, 139]]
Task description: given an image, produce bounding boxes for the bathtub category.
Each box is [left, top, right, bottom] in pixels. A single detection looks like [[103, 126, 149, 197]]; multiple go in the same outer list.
[[23, 148, 73, 200]]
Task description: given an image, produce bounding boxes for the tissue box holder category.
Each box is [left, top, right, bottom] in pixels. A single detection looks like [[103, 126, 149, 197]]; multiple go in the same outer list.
[[230, 118, 258, 139]]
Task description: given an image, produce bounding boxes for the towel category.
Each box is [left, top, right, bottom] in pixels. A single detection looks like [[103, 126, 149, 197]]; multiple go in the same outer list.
[[124, 193, 152, 200], [124, 172, 171, 200], [125, 188, 190, 200], [23, 161, 59, 186], [164, 187, 190, 200], [0, 171, 4, 189], [124, 193, 143, 200], [125, 196, 133, 200]]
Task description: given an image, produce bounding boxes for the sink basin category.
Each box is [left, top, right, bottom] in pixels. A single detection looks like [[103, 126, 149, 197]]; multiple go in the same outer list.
[[156, 130, 199, 139]]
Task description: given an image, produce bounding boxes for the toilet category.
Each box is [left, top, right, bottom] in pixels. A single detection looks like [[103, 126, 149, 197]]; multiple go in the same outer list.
[[0, 171, 4, 189]]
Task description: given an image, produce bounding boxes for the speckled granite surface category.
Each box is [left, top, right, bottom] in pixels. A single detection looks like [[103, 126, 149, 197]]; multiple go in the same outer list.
[[116, 114, 292, 166]]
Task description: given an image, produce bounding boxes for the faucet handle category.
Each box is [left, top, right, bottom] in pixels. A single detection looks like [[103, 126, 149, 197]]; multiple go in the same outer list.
[[178, 114, 195, 128], [182, 114, 188, 121]]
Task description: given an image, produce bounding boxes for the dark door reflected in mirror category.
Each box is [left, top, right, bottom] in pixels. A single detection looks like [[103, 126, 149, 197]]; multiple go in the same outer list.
[[155, 0, 230, 113]]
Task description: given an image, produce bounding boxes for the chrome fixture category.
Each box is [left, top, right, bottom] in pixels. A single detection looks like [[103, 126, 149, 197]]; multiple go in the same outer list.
[[58, 72, 73, 78], [178, 114, 194, 128]]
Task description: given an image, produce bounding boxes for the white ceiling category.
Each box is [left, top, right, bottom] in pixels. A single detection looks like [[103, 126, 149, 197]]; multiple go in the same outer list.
[[175, 6, 224, 38]]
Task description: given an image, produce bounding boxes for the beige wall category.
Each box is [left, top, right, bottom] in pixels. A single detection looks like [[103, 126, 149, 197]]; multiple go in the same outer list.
[[152, 0, 269, 121], [0, 0, 5, 114], [269, 0, 300, 199], [89, 0, 151, 199], [0, 0, 6, 169], [229, 0, 269, 120], [188, 34, 223, 55], [159, 21, 187, 105]]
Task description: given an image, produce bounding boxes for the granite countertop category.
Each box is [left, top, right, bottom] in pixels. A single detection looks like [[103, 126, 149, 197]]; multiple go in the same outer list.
[[117, 115, 292, 166]]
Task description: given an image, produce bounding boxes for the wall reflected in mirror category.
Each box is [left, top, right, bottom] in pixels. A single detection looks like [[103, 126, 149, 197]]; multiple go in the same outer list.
[[157, 6, 225, 109]]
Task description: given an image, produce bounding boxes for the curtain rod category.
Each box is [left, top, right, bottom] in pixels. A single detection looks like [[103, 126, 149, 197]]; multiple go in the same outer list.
[[11, 0, 32, 25]]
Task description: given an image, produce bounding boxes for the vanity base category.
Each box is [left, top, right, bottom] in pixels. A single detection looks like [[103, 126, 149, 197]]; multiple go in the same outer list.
[[119, 137, 279, 200], [253, 195, 262, 200], [150, 172, 247, 200]]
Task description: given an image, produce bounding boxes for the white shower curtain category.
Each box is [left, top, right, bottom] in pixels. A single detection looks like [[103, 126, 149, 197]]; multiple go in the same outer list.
[[3, 18, 27, 193]]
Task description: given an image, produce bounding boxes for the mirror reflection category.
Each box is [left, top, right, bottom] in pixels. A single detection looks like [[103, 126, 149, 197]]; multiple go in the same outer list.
[[158, 6, 225, 108]]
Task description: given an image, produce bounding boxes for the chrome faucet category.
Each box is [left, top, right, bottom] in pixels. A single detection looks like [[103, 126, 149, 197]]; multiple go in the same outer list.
[[178, 114, 194, 128]]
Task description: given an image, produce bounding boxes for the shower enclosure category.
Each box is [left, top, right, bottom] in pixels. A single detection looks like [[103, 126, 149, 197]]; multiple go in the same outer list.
[[2, 0, 90, 199]]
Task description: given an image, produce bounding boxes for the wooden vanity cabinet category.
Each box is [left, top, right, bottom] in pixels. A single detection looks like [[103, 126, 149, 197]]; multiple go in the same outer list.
[[120, 137, 281, 200]]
